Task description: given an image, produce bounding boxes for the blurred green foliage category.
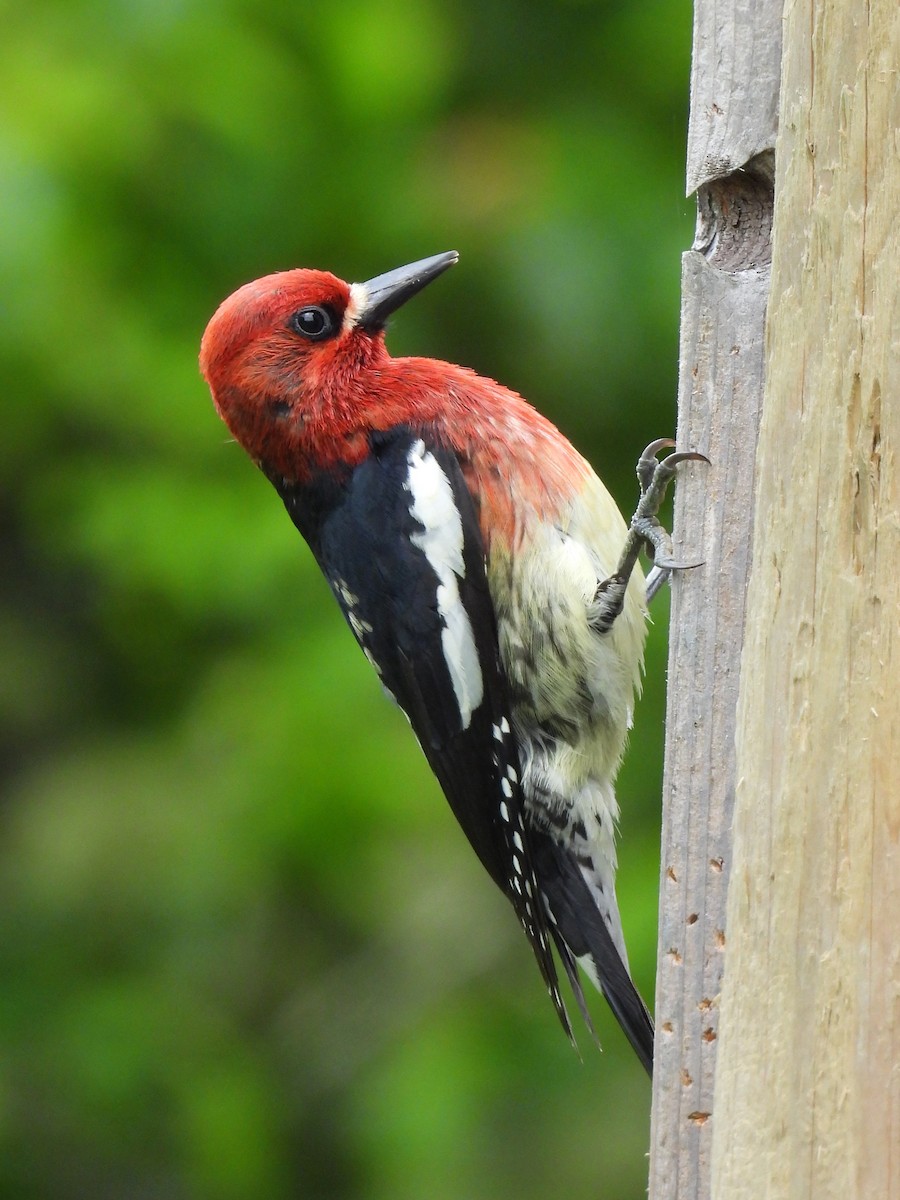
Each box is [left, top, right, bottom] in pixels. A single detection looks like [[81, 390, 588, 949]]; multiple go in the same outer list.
[[1, 0, 692, 1196]]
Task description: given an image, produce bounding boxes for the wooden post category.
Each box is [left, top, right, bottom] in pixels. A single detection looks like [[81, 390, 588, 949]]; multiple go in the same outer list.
[[647, 1, 782, 1196], [711, 1, 900, 1196]]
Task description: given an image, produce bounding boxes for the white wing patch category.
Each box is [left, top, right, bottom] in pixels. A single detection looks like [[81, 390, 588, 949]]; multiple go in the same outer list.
[[405, 440, 484, 729]]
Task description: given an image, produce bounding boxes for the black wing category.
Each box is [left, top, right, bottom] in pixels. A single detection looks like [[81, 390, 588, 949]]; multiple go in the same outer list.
[[276, 427, 573, 1037]]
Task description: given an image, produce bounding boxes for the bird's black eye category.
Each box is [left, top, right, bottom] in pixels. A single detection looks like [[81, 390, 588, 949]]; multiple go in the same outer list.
[[289, 305, 337, 341]]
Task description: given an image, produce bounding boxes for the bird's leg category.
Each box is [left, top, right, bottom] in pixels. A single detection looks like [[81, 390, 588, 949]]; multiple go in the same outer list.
[[591, 439, 708, 634]]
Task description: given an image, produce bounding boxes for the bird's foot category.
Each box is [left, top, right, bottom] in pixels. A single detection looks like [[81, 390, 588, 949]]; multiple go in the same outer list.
[[591, 439, 708, 633], [632, 438, 707, 572]]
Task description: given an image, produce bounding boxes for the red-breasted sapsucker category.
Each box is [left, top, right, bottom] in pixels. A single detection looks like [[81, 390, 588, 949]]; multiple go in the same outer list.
[[200, 252, 701, 1075]]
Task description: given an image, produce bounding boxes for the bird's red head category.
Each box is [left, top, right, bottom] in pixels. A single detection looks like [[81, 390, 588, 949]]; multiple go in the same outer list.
[[200, 252, 458, 478]]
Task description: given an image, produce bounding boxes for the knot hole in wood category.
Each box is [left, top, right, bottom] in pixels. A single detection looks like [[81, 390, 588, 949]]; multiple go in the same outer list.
[[693, 150, 774, 271]]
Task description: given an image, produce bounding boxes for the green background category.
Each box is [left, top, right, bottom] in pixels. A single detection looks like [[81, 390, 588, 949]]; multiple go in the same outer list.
[[1, 1, 692, 1196]]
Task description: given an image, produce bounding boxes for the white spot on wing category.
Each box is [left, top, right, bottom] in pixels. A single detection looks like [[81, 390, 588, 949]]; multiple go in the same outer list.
[[405, 440, 484, 728]]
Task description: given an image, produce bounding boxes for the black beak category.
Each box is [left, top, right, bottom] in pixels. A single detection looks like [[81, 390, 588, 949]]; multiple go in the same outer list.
[[354, 251, 459, 332]]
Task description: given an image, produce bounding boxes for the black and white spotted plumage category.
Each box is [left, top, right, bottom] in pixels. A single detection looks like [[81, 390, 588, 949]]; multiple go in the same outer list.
[[274, 425, 651, 1068], [275, 431, 566, 1018]]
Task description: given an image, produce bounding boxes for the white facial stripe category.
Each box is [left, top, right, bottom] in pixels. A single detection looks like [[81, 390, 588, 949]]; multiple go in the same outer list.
[[405, 440, 484, 729], [345, 282, 368, 330]]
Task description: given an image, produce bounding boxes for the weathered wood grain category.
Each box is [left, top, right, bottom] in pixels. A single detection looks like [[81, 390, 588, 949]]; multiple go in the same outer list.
[[647, 0, 781, 1195], [710, 1, 900, 1195], [687, 0, 783, 194]]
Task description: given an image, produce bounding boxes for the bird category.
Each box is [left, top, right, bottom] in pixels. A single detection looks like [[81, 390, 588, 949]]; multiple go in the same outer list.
[[200, 250, 702, 1075]]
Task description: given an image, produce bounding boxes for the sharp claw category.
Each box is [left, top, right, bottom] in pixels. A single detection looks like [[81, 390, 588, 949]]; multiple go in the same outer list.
[[637, 440, 672, 490], [653, 556, 705, 572], [664, 450, 710, 468], [636, 441, 708, 494], [639, 437, 677, 461]]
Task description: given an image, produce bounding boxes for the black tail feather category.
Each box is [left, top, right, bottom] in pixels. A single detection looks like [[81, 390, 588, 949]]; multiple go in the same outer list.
[[546, 921, 599, 1050], [529, 828, 655, 1077]]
